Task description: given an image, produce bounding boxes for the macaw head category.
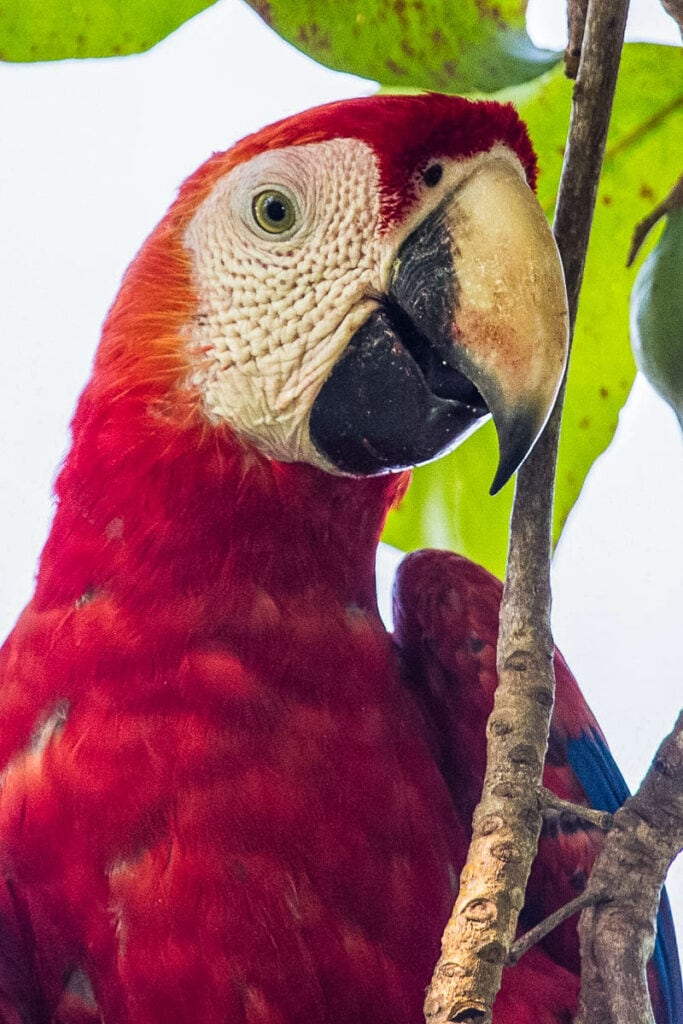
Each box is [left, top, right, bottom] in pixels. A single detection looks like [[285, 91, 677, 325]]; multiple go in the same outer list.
[[95, 94, 568, 495]]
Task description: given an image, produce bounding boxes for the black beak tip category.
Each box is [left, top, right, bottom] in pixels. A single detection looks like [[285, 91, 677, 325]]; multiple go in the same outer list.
[[489, 461, 515, 497], [488, 409, 542, 496]]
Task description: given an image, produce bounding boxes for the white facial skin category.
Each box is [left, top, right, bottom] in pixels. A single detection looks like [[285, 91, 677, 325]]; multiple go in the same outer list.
[[183, 139, 528, 470], [184, 139, 385, 467]]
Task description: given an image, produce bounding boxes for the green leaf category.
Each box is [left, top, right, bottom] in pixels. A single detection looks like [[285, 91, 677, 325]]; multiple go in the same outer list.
[[0, 0, 216, 62], [383, 43, 683, 577], [246, 0, 559, 94], [630, 203, 683, 429]]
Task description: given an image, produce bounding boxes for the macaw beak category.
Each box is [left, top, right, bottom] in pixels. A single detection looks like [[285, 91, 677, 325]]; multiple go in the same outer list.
[[309, 155, 569, 492]]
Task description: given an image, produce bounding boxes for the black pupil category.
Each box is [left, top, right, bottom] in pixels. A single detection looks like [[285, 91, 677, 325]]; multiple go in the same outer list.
[[265, 197, 287, 222], [423, 163, 443, 187]]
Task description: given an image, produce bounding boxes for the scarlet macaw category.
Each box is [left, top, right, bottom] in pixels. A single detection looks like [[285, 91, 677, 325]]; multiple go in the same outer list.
[[0, 94, 680, 1024]]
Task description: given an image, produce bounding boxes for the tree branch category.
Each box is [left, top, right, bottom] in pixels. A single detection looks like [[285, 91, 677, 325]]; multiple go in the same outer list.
[[424, 2, 631, 1021], [575, 712, 683, 1024], [508, 890, 609, 967], [539, 788, 613, 832], [565, 0, 589, 80]]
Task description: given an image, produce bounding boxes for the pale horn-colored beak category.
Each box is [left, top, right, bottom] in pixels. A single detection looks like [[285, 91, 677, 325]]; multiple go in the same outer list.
[[389, 154, 569, 493]]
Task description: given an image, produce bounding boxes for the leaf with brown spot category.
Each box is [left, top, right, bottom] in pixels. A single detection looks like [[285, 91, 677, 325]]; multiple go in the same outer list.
[[0, 0, 217, 60], [245, 0, 559, 94]]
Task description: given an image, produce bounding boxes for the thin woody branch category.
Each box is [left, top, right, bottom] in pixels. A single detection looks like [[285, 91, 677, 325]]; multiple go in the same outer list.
[[424, 2, 631, 1021], [576, 711, 683, 1024], [507, 889, 609, 966], [565, 0, 589, 79], [539, 788, 613, 831]]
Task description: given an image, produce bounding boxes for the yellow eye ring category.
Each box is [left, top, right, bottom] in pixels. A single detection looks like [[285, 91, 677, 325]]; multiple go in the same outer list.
[[252, 190, 296, 234]]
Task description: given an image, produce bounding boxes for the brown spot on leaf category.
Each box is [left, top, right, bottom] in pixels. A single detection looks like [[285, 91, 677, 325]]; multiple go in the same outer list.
[[601, 194, 613, 206], [400, 38, 415, 57], [639, 183, 655, 200], [250, 1, 273, 25], [579, 416, 590, 429], [431, 28, 444, 45], [599, 386, 609, 399], [297, 22, 330, 51], [474, 0, 505, 26], [385, 57, 407, 76]]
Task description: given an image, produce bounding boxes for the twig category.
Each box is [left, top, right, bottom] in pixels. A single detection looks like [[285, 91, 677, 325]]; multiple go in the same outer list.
[[627, 173, 683, 267], [565, 0, 589, 79], [539, 788, 614, 832], [423, 2, 631, 1021], [576, 712, 683, 1024], [508, 890, 610, 966]]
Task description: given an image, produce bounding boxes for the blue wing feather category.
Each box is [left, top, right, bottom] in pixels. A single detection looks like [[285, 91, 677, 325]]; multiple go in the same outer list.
[[567, 727, 683, 1024]]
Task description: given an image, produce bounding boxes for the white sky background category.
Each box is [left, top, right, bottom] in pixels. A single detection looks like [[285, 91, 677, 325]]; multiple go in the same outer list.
[[0, 0, 681, 947]]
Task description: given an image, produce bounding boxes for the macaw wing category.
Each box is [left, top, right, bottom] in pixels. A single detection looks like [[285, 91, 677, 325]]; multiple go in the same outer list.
[[392, 548, 682, 1024]]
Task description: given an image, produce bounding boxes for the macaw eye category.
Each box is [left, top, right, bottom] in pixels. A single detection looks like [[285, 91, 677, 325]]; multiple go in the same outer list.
[[252, 190, 297, 234], [422, 163, 443, 188]]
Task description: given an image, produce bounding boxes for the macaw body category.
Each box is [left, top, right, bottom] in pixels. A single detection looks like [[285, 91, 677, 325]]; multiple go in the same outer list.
[[0, 95, 679, 1023]]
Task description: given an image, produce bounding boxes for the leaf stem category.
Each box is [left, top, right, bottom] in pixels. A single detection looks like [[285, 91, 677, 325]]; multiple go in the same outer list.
[[627, 172, 683, 266]]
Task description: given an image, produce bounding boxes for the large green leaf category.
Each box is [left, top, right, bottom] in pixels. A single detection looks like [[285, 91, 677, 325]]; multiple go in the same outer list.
[[631, 202, 683, 429], [0, 0, 216, 61], [383, 44, 683, 577], [246, 0, 559, 94]]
